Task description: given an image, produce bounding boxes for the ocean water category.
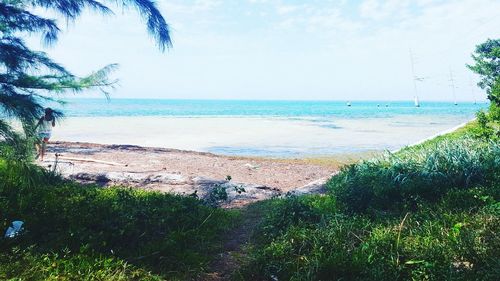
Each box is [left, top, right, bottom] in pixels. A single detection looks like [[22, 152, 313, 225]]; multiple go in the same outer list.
[[49, 99, 488, 157], [59, 99, 486, 118]]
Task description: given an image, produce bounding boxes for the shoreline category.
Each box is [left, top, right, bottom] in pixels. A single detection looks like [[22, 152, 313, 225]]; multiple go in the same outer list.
[[390, 119, 475, 153], [42, 141, 344, 207], [48, 115, 475, 157], [40, 109, 470, 207], [50, 140, 376, 163], [38, 115, 475, 207]]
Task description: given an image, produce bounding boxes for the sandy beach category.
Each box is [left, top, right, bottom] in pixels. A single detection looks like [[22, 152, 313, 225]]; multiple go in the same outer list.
[[35, 114, 475, 206], [42, 141, 342, 207]]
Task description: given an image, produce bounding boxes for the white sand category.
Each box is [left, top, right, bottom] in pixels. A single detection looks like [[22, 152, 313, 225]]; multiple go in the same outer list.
[[48, 115, 472, 157]]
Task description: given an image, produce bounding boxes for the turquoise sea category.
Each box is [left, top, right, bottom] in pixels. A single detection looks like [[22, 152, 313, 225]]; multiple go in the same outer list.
[[60, 99, 486, 118], [51, 99, 488, 157]]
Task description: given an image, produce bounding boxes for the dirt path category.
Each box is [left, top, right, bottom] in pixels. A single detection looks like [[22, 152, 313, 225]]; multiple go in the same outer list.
[[201, 203, 268, 281]]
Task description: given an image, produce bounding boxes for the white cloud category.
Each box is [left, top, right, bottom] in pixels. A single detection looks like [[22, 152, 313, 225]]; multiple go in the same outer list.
[[160, 0, 222, 15], [271, 2, 361, 35], [359, 0, 412, 21], [276, 4, 300, 15], [34, 0, 500, 101]]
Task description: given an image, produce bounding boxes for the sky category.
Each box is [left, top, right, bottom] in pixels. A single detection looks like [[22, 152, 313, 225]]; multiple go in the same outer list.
[[29, 0, 500, 101]]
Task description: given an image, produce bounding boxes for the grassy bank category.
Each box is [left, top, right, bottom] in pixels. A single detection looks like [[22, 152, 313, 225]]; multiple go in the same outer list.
[[239, 120, 499, 280], [0, 163, 237, 280]]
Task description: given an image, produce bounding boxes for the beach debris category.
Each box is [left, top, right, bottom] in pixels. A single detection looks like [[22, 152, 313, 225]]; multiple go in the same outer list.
[[71, 173, 111, 184], [286, 172, 338, 196], [289, 178, 328, 195], [71, 172, 187, 186], [57, 155, 121, 166], [47, 142, 337, 208], [244, 163, 260, 170], [189, 176, 279, 207], [147, 173, 185, 184], [106, 172, 148, 183], [193, 176, 226, 186], [4, 221, 24, 238], [68, 168, 331, 207]]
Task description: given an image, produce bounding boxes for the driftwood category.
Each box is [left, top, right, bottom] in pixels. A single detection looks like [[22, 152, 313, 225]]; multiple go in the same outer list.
[[56, 155, 121, 166]]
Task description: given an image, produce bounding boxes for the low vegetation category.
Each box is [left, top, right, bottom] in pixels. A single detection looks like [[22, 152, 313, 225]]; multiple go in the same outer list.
[[0, 163, 236, 280], [330, 137, 498, 214], [239, 120, 499, 280]]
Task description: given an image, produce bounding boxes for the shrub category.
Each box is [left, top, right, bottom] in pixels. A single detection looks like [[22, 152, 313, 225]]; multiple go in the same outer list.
[[242, 197, 500, 281], [327, 138, 499, 214], [0, 165, 236, 279]]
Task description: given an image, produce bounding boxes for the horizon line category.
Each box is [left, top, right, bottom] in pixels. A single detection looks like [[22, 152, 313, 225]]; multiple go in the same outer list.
[[61, 97, 489, 103]]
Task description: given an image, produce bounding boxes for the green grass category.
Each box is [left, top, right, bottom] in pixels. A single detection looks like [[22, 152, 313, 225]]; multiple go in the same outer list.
[[0, 248, 164, 281], [241, 192, 499, 281], [239, 121, 500, 280], [0, 164, 237, 280], [329, 137, 499, 214]]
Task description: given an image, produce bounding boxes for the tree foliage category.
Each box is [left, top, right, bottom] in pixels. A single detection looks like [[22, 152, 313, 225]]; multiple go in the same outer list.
[[467, 38, 500, 105], [0, 0, 171, 152]]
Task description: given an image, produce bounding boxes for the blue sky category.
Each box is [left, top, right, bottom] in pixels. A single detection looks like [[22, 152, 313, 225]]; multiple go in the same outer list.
[[30, 0, 500, 101]]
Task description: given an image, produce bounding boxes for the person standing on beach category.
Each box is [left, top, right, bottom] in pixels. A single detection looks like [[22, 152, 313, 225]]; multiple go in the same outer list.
[[35, 108, 56, 161]]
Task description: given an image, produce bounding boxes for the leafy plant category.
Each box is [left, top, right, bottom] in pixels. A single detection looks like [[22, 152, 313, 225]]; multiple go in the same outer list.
[[328, 137, 499, 214], [0, 165, 236, 279], [206, 184, 229, 207], [0, 0, 171, 155], [467, 38, 500, 105]]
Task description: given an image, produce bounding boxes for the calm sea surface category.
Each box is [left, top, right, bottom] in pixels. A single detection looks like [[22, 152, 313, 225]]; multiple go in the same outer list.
[[59, 99, 486, 118]]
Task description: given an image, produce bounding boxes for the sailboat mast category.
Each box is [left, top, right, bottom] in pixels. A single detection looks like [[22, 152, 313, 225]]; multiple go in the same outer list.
[[449, 68, 457, 105], [469, 76, 476, 104], [409, 49, 420, 107]]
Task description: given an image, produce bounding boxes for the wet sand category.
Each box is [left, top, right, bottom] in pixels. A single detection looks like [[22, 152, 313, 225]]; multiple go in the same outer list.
[[49, 115, 473, 157]]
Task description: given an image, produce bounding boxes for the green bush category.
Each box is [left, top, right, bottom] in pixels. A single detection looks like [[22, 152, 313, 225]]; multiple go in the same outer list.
[[0, 165, 236, 279], [327, 138, 499, 214], [242, 193, 500, 281], [489, 102, 500, 122], [473, 109, 500, 140]]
